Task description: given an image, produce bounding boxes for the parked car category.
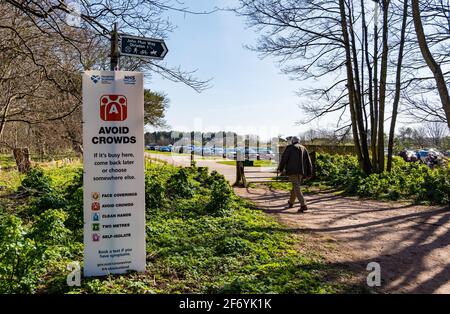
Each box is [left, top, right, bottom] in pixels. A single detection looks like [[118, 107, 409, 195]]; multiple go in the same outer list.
[[244, 147, 259, 160], [193, 147, 203, 155], [225, 148, 237, 159], [159, 146, 171, 152], [258, 148, 275, 160], [212, 147, 224, 156], [202, 147, 213, 155], [399, 149, 418, 162], [146, 144, 158, 151], [427, 148, 442, 157]]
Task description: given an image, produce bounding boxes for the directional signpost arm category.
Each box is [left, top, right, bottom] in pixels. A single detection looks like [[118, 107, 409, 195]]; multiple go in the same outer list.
[[119, 34, 168, 60]]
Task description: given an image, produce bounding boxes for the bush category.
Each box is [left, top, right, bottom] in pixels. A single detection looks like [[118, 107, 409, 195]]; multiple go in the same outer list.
[[166, 168, 196, 199], [20, 168, 52, 195], [30, 209, 71, 246], [193, 166, 210, 186], [419, 166, 450, 204], [315, 153, 450, 204], [206, 176, 235, 216], [0, 215, 41, 293], [0, 208, 72, 293], [315, 154, 362, 193], [145, 172, 167, 212], [30, 192, 67, 215], [62, 169, 84, 234]]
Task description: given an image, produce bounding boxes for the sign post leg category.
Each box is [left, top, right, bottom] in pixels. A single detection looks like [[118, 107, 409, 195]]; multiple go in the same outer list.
[[110, 23, 119, 71]]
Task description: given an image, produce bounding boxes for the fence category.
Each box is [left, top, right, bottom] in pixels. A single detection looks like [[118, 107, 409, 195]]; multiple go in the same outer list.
[[235, 144, 354, 187], [278, 144, 355, 156]]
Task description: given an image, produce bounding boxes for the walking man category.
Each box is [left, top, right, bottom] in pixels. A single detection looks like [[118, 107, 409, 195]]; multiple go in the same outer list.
[[277, 136, 313, 212]]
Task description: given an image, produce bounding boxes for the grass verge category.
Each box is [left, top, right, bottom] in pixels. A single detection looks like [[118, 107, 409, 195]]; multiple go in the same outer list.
[[1, 162, 363, 294]]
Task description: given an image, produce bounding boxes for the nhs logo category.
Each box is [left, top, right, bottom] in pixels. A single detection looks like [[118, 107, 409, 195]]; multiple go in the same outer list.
[[124, 76, 136, 85]]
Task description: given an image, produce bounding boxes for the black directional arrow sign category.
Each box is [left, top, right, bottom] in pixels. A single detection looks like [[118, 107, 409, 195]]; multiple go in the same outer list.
[[119, 34, 168, 60]]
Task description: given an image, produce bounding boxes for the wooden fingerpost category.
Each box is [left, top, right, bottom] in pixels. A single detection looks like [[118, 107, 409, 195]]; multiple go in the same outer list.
[[245, 135, 250, 161], [190, 131, 194, 167], [257, 135, 260, 160], [222, 131, 226, 159]]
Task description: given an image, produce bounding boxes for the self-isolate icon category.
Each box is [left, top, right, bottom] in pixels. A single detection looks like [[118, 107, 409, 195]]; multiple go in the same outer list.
[[100, 95, 127, 121]]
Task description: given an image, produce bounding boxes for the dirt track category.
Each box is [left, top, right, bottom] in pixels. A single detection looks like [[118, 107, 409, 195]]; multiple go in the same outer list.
[[235, 187, 450, 294], [148, 152, 450, 293]]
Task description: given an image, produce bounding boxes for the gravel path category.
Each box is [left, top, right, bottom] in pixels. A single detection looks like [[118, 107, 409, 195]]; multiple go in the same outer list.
[[234, 187, 450, 294]]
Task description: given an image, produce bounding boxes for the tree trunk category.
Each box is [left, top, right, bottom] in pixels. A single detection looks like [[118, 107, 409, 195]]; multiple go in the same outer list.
[[13, 147, 31, 173], [387, 0, 408, 172], [377, 0, 390, 173], [349, 6, 373, 172], [411, 0, 450, 129], [0, 96, 13, 140], [362, 0, 375, 166], [339, 0, 371, 174], [372, 1, 379, 167]]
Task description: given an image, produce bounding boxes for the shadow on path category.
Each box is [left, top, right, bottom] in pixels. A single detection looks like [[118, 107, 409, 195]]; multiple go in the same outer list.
[[234, 186, 450, 293]]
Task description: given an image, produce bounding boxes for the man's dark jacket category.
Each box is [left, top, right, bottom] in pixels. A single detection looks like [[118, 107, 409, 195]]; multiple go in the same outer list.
[[278, 144, 313, 177]]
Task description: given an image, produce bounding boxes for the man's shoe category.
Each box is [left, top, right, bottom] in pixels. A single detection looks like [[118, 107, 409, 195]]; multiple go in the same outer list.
[[298, 205, 308, 213], [287, 201, 294, 208]]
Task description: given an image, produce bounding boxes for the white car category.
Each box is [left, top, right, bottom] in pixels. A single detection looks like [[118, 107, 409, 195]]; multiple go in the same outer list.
[[258, 149, 275, 160]]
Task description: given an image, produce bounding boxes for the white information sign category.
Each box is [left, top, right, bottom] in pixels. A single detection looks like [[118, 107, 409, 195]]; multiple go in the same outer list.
[[82, 70, 145, 277]]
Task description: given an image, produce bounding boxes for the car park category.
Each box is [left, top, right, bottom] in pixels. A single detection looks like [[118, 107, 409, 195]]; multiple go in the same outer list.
[[211, 147, 224, 156]]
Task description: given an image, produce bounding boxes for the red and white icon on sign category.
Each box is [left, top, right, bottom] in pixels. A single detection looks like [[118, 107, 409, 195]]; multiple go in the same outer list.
[[100, 95, 127, 121], [91, 202, 100, 211]]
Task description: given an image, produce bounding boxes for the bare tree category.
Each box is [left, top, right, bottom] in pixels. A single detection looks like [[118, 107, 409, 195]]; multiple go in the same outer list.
[[425, 121, 448, 147], [398, 0, 449, 126], [412, 126, 427, 148], [236, 0, 410, 174], [411, 0, 450, 128], [0, 1, 213, 166], [387, 0, 409, 171], [236, 0, 448, 173], [3, 0, 211, 91]]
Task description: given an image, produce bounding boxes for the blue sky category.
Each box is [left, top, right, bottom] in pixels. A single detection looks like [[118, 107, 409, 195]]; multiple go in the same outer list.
[[146, 0, 340, 140]]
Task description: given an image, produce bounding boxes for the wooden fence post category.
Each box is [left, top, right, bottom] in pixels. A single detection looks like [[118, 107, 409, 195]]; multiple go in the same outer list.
[[234, 160, 245, 187], [245, 135, 249, 161], [310, 151, 317, 178], [13, 147, 31, 173], [190, 131, 194, 166], [223, 131, 226, 159]]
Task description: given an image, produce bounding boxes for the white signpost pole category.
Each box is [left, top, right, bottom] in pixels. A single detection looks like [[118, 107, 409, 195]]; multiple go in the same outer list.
[[82, 70, 146, 277]]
